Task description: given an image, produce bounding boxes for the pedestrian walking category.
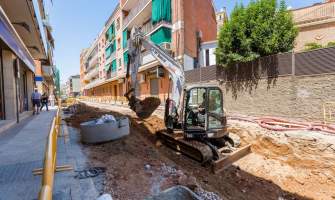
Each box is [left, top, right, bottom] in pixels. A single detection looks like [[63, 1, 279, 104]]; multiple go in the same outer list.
[[40, 92, 49, 111], [49, 94, 55, 107], [31, 89, 42, 114]]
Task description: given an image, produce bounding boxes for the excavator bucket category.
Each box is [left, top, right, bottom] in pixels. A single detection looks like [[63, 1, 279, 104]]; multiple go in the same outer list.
[[133, 97, 161, 119]]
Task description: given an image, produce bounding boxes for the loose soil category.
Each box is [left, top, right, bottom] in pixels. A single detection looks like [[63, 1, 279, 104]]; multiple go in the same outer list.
[[65, 102, 335, 200]]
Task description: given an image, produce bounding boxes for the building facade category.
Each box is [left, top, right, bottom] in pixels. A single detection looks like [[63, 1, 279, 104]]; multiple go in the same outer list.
[[0, 0, 54, 125], [216, 7, 227, 34], [293, 0, 335, 51], [80, 0, 218, 102], [66, 75, 80, 97], [80, 48, 88, 95]]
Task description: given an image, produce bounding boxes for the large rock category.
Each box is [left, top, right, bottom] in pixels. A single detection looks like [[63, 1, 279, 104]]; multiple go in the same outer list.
[[178, 176, 199, 190]]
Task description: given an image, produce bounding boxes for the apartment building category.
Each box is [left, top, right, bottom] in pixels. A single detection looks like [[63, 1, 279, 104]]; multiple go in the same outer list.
[[0, 0, 54, 126], [293, 0, 335, 51], [81, 0, 217, 102], [216, 7, 228, 33], [66, 75, 81, 97], [80, 48, 89, 95]]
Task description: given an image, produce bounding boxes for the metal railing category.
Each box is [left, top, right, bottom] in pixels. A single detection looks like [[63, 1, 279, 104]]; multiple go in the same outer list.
[[107, 70, 118, 79], [106, 51, 116, 64], [34, 100, 72, 200], [85, 79, 100, 89], [123, 0, 151, 28], [88, 52, 98, 68], [293, 2, 335, 24], [84, 66, 99, 80], [139, 19, 171, 35]]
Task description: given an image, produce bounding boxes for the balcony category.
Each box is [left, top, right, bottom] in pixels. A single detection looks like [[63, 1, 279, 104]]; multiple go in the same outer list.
[[88, 52, 98, 68], [293, 2, 335, 25], [107, 70, 118, 80], [106, 51, 116, 64], [105, 37, 115, 49], [139, 19, 171, 35], [84, 66, 99, 81], [123, 0, 152, 29], [42, 65, 55, 84], [85, 78, 100, 89]]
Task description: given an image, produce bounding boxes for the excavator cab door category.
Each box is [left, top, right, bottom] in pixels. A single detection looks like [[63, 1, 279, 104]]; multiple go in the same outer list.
[[183, 86, 226, 139]]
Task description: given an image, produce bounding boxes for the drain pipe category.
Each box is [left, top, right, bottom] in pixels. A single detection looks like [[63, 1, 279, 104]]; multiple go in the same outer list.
[[196, 30, 202, 82], [15, 57, 20, 123]]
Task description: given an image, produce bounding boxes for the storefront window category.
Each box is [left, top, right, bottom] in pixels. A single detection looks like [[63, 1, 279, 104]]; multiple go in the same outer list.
[[0, 51, 3, 120]]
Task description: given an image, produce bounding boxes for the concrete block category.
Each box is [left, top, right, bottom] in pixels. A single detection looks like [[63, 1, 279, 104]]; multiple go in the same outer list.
[[144, 186, 202, 200], [80, 117, 129, 143]]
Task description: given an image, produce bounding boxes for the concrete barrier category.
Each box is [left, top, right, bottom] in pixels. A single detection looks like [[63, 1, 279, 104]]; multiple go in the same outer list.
[[80, 117, 130, 143]]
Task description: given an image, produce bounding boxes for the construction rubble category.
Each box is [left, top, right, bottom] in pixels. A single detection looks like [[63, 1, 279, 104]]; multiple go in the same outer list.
[[64, 102, 335, 200]]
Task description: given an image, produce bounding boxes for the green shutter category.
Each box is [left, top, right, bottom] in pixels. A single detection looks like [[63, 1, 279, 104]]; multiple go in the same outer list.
[[123, 29, 127, 49], [152, 0, 171, 24], [112, 59, 117, 71], [150, 27, 171, 44], [113, 40, 116, 51], [108, 26, 112, 41], [105, 63, 111, 72], [106, 46, 111, 58], [124, 51, 128, 63], [113, 21, 115, 35]]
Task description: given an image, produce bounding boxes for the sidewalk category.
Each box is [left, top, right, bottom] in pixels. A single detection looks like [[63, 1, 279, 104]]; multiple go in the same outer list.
[[0, 107, 99, 200]]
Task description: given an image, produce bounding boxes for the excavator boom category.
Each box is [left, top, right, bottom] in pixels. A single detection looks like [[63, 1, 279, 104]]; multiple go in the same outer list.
[[125, 26, 184, 120]]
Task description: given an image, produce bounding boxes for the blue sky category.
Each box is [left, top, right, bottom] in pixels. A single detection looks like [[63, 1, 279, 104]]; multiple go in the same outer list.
[[44, 0, 322, 84]]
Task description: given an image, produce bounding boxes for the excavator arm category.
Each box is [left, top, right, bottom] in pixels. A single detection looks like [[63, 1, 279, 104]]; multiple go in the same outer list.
[[125, 26, 185, 126]]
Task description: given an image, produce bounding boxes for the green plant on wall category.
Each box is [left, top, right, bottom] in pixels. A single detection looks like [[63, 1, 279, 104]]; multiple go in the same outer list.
[[302, 42, 323, 51], [215, 0, 299, 67], [302, 42, 335, 51]]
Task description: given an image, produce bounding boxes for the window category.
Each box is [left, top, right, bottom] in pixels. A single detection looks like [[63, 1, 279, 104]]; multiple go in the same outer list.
[[116, 18, 120, 29], [205, 49, 209, 66], [118, 59, 121, 68], [118, 38, 121, 49], [208, 89, 223, 129]]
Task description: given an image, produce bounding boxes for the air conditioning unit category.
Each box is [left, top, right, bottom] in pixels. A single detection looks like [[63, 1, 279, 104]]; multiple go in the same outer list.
[[161, 42, 172, 52], [118, 78, 125, 83], [138, 75, 146, 83]]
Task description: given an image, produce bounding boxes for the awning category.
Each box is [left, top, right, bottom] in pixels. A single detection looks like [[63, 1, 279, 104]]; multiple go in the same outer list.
[[0, 7, 36, 72], [105, 63, 111, 72]]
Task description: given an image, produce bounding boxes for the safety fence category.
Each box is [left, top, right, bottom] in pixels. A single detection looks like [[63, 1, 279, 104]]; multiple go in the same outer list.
[[80, 94, 168, 105], [185, 46, 335, 83], [323, 102, 335, 125], [33, 99, 72, 200]]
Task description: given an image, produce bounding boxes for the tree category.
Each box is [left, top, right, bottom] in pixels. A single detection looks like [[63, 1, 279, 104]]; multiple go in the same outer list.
[[215, 0, 299, 67], [54, 65, 60, 94]]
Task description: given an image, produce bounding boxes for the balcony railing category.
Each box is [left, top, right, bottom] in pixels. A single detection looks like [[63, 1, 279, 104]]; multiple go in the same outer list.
[[139, 19, 171, 35], [107, 70, 117, 79], [85, 79, 100, 89], [88, 51, 99, 67], [293, 2, 335, 24], [106, 51, 116, 64], [123, 0, 151, 28], [84, 66, 99, 81]]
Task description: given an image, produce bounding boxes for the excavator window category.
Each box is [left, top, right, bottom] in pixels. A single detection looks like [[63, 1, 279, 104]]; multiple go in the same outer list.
[[185, 88, 206, 129], [208, 89, 223, 129]]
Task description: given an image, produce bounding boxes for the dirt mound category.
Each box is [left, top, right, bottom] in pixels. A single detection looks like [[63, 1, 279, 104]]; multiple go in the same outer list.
[[66, 102, 335, 200], [228, 120, 335, 199]]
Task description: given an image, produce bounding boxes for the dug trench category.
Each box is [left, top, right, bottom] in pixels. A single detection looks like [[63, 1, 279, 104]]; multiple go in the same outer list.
[[65, 102, 335, 200]]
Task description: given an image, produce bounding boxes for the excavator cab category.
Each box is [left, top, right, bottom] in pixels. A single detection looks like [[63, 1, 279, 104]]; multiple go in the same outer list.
[[182, 86, 227, 139]]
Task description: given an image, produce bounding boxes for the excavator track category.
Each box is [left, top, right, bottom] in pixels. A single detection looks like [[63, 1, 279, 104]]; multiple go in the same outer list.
[[157, 130, 252, 174], [157, 130, 213, 165]]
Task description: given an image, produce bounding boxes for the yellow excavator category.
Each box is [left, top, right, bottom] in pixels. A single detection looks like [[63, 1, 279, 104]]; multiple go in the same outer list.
[[124, 26, 251, 174]]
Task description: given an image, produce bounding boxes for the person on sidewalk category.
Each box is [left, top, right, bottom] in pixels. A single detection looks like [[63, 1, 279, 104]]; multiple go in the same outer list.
[[31, 89, 42, 114], [49, 94, 55, 107], [40, 93, 49, 111]]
